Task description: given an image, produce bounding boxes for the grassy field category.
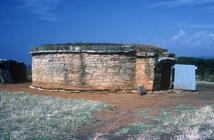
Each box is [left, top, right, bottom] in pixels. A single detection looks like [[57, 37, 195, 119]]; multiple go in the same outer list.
[[0, 91, 108, 140], [1, 91, 214, 140], [114, 105, 214, 140]]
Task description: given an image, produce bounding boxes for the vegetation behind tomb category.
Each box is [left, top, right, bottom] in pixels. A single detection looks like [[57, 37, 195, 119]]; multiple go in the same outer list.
[[177, 57, 214, 82]]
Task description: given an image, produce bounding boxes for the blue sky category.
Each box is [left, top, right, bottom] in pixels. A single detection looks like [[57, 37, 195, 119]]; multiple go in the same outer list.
[[0, 0, 214, 64]]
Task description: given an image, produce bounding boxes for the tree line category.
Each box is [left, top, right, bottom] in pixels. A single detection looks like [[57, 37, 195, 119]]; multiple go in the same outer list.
[[176, 57, 214, 82]]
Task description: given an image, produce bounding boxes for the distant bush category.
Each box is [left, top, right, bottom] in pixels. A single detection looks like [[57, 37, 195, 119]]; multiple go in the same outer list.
[[177, 57, 214, 82]]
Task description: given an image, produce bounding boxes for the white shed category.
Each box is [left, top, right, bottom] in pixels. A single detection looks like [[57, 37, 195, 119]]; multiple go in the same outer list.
[[172, 64, 197, 90]]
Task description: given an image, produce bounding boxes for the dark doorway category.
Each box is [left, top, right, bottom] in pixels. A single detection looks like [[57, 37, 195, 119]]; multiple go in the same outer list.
[[154, 59, 175, 90]]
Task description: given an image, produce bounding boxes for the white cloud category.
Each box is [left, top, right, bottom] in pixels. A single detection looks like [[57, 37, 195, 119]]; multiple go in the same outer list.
[[18, 0, 62, 22], [209, 34, 214, 40], [186, 24, 214, 29], [157, 30, 214, 57], [174, 30, 214, 48], [202, 5, 214, 13], [150, 0, 214, 8], [172, 30, 186, 40]]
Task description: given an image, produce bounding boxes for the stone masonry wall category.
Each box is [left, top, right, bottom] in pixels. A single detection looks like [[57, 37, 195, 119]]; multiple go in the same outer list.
[[32, 53, 136, 90], [136, 58, 157, 90]]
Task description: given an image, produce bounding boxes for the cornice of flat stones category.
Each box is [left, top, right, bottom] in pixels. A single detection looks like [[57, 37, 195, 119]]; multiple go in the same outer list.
[[29, 43, 169, 57]]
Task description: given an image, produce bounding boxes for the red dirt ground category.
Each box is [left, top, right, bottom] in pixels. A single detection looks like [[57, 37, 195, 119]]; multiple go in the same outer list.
[[0, 82, 214, 134]]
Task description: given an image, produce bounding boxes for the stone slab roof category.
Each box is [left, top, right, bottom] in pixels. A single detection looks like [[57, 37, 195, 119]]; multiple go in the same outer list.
[[30, 43, 171, 57]]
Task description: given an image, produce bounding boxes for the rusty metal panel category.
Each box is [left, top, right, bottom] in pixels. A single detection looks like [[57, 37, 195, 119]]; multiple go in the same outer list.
[[173, 64, 197, 90]]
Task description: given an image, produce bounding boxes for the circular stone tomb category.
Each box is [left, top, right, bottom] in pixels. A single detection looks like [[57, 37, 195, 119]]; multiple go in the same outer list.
[[30, 43, 172, 91]]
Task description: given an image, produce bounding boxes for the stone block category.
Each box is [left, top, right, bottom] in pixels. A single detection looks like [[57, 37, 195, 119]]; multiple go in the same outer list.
[[137, 86, 147, 95]]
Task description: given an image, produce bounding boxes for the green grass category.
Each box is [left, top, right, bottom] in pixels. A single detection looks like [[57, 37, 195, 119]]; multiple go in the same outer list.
[[144, 105, 195, 122], [145, 111, 174, 122], [169, 105, 195, 112], [136, 109, 149, 116], [115, 105, 214, 139], [0, 91, 108, 140], [114, 122, 169, 136]]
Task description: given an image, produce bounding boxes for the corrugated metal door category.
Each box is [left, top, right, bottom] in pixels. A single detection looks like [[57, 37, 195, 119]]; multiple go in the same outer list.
[[173, 64, 197, 90]]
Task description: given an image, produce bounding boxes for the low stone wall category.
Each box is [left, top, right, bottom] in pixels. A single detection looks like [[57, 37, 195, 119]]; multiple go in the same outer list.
[[32, 53, 136, 90]]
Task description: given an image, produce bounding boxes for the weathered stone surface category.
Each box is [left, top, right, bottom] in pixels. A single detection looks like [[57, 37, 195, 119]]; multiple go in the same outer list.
[[30, 43, 135, 54], [30, 43, 174, 91], [30, 43, 169, 57], [32, 53, 136, 90], [136, 58, 157, 90]]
